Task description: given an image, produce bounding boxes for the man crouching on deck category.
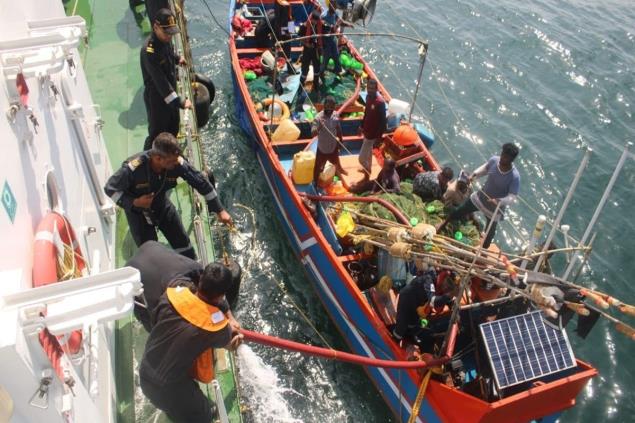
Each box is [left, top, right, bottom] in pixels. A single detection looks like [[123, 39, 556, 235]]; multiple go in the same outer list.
[[131, 242, 243, 422]]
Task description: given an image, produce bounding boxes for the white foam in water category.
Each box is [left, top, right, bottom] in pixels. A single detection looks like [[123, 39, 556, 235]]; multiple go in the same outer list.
[[236, 345, 302, 423]]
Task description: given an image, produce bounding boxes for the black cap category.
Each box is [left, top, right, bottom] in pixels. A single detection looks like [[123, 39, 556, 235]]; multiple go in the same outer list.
[[155, 8, 180, 35]]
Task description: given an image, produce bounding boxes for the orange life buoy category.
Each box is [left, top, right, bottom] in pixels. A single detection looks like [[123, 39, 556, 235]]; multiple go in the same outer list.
[[33, 212, 86, 355], [261, 97, 290, 124]]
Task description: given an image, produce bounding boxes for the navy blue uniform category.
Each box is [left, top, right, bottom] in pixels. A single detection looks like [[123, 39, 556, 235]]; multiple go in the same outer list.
[[128, 241, 233, 422], [141, 32, 184, 150], [104, 152, 223, 259]]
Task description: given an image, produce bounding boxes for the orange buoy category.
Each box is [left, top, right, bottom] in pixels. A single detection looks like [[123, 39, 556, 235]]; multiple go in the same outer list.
[[33, 212, 86, 355], [393, 124, 418, 146]]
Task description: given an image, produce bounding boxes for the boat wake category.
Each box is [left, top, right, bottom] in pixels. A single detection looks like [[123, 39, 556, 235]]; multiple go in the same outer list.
[[236, 345, 302, 423]]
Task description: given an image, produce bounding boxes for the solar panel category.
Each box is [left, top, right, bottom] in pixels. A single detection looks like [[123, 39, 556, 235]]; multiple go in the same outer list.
[[479, 310, 577, 390]]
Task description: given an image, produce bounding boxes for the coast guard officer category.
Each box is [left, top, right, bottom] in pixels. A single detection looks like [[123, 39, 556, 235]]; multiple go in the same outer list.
[[104, 132, 233, 260], [141, 8, 191, 150]]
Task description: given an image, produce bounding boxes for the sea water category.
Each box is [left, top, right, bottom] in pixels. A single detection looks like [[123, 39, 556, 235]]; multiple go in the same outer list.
[[188, 0, 634, 421]]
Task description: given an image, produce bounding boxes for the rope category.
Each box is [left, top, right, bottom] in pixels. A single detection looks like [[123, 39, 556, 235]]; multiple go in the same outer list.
[[272, 277, 333, 349], [55, 212, 87, 280], [57, 243, 81, 281], [407, 370, 432, 423], [211, 199, 335, 349], [199, 0, 231, 37]]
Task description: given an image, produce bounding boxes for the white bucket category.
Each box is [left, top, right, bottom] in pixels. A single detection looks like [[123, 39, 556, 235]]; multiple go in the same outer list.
[[388, 98, 410, 116], [318, 162, 336, 187]]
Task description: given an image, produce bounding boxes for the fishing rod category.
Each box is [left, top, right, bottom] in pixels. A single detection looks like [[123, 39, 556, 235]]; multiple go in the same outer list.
[[349, 214, 635, 333], [348, 208, 635, 317], [274, 32, 428, 47]]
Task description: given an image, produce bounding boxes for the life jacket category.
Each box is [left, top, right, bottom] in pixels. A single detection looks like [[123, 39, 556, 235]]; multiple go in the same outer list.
[[303, 18, 323, 48], [167, 286, 229, 383]]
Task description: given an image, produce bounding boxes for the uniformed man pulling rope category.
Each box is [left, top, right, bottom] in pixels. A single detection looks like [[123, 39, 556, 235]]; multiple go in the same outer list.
[[141, 8, 192, 151], [104, 132, 233, 260], [127, 241, 243, 423]]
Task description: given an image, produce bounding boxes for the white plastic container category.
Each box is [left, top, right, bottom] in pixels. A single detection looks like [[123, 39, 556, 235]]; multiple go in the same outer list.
[[388, 98, 410, 117], [318, 162, 336, 187]]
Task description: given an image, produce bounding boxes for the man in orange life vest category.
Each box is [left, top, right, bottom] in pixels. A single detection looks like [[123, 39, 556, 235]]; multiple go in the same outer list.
[[297, 9, 325, 100], [136, 244, 243, 423]]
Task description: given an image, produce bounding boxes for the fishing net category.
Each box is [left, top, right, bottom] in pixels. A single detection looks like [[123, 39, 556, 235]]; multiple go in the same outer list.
[[246, 71, 358, 108], [358, 182, 481, 245], [246, 76, 275, 104]]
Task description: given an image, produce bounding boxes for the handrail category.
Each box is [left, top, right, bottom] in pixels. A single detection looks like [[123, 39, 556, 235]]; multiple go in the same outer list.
[[169, 0, 214, 261]]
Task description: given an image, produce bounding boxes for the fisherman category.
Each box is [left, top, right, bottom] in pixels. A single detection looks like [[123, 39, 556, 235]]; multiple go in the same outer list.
[[297, 9, 325, 100], [104, 132, 232, 260], [321, 1, 348, 79], [138, 253, 243, 423], [443, 170, 471, 210], [358, 79, 386, 181], [296, 0, 322, 22], [272, 0, 296, 75], [312, 96, 348, 186], [141, 8, 191, 151], [392, 268, 453, 344], [412, 166, 454, 202], [437, 143, 520, 249], [371, 158, 401, 194], [349, 157, 400, 194]]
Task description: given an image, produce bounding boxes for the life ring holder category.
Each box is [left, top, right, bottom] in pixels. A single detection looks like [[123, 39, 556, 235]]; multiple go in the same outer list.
[[261, 97, 290, 124], [33, 211, 86, 356]]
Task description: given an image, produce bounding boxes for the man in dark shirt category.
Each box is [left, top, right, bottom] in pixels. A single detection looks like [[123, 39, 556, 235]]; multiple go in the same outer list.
[[392, 269, 452, 342], [126, 240, 208, 331], [141, 8, 191, 150], [412, 166, 454, 202], [104, 132, 232, 260], [138, 257, 242, 423], [358, 78, 386, 181], [273, 0, 295, 74], [297, 10, 325, 99]]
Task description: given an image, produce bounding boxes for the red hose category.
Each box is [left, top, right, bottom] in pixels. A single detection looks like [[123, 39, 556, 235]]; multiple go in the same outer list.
[[337, 76, 362, 115], [300, 193, 411, 226], [241, 329, 449, 369]]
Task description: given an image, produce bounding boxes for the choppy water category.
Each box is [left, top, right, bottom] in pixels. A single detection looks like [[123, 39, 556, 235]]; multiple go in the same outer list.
[[186, 0, 635, 421]]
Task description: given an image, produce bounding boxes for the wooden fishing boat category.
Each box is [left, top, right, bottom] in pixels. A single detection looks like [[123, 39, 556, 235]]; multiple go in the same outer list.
[[227, 1, 599, 421]]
